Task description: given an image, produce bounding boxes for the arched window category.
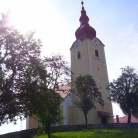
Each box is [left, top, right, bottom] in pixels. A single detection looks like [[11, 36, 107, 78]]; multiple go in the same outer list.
[[95, 49, 99, 58], [77, 51, 81, 59]]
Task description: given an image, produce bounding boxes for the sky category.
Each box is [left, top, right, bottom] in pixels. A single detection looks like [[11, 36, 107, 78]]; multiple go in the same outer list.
[[0, 0, 138, 135]]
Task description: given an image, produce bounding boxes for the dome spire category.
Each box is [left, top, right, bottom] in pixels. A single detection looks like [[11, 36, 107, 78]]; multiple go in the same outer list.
[[79, 1, 89, 26], [75, 1, 96, 40]]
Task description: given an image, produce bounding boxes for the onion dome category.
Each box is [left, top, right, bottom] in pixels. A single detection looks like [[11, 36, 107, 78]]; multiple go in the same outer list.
[[75, 1, 96, 40]]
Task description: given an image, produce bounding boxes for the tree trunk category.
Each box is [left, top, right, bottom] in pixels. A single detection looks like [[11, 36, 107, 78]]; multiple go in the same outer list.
[[127, 112, 131, 123], [45, 125, 51, 138], [84, 113, 88, 129]]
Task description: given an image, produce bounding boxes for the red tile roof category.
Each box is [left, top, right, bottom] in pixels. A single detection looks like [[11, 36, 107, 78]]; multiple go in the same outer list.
[[114, 115, 138, 123], [56, 84, 71, 98]]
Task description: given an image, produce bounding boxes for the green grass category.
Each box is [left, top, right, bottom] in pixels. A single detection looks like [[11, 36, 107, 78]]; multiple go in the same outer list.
[[34, 128, 138, 138]]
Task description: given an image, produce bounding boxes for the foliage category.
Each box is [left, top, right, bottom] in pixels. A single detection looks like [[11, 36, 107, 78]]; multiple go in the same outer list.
[[34, 129, 138, 138], [0, 13, 41, 123], [73, 74, 104, 128], [108, 66, 138, 123], [24, 54, 71, 138], [0, 13, 71, 138]]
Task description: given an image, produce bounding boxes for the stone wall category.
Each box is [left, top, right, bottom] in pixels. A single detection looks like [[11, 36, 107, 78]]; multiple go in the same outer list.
[[0, 129, 37, 138], [51, 123, 138, 132], [0, 123, 138, 138]]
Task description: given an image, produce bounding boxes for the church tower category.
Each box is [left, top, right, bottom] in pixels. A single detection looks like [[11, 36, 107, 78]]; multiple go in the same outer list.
[[70, 2, 113, 124]]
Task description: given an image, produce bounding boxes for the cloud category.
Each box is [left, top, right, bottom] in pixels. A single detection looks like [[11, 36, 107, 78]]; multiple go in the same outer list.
[[107, 22, 138, 81], [117, 23, 138, 68]]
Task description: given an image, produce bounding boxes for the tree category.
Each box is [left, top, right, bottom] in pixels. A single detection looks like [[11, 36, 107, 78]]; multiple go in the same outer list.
[[0, 13, 41, 124], [22, 54, 71, 138], [108, 66, 138, 123], [26, 84, 62, 138], [73, 74, 104, 128]]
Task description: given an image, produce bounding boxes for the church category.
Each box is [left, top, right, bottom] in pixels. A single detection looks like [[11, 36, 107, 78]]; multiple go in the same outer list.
[[26, 1, 113, 129]]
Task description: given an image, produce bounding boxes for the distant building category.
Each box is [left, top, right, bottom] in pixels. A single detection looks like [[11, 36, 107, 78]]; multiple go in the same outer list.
[[27, 1, 113, 129], [114, 115, 138, 123]]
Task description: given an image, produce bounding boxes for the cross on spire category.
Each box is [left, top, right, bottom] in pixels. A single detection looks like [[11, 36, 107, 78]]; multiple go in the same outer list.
[[81, 0, 84, 10]]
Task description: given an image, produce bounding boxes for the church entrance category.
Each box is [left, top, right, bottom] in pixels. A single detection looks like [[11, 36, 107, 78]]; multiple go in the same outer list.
[[101, 116, 107, 124], [97, 111, 112, 124]]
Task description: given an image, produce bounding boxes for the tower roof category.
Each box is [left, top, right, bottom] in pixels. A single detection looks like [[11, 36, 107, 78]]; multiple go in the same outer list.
[[75, 1, 96, 40]]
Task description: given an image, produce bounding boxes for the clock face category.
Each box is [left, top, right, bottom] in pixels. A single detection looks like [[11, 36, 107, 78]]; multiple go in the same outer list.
[[92, 38, 104, 47], [75, 40, 81, 48], [92, 38, 99, 46]]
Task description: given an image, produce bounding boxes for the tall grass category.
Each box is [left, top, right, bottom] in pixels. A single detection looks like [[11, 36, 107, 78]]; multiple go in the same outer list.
[[34, 128, 138, 138]]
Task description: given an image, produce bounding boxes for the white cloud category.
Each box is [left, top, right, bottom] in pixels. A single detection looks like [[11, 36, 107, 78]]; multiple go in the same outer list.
[[107, 22, 138, 81], [117, 23, 138, 69]]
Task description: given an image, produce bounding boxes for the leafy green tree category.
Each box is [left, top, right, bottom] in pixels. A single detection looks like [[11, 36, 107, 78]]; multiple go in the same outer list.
[[0, 13, 41, 124], [73, 74, 104, 128], [108, 66, 138, 123], [23, 54, 71, 138]]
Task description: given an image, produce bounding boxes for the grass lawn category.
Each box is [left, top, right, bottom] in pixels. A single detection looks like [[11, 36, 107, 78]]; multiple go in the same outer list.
[[34, 128, 138, 138]]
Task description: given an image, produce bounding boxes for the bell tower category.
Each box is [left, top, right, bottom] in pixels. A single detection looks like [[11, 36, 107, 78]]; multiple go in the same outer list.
[[70, 1, 113, 124]]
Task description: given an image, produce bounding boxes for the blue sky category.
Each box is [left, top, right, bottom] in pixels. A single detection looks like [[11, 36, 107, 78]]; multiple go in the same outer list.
[[0, 0, 138, 134]]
